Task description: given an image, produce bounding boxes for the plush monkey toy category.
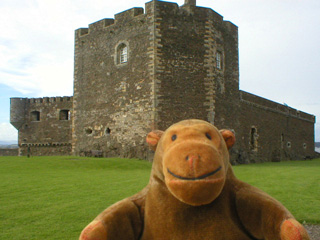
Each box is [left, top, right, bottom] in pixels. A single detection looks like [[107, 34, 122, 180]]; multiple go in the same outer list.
[[80, 119, 310, 240]]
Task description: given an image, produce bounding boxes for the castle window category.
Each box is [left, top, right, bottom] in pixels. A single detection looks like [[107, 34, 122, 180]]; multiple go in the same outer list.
[[303, 143, 307, 149], [30, 111, 40, 121], [105, 127, 111, 135], [120, 45, 127, 63], [216, 51, 223, 70], [287, 142, 291, 148], [281, 133, 284, 149], [116, 42, 129, 65], [250, 127, 258, 151], [59, 110, 71, 120]]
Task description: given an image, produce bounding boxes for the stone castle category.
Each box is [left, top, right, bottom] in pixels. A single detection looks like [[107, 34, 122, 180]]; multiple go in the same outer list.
[[10, 0, 316, 163]]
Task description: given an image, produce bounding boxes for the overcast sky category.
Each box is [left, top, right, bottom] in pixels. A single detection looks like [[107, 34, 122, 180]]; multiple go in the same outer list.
[[0, 0, 319, 144]]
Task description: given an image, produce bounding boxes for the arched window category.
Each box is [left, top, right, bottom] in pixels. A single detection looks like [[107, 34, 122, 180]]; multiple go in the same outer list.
[[59, 110, 70, 120], [116, 43, 128, 64], [30, 111, 40, 121]]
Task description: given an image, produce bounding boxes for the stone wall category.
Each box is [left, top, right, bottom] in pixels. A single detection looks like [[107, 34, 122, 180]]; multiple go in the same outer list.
[[148, 1, 240, 131], [11, 97, 73, 156], [207, 17, 240, 132], [236, 91, 315, 163], [0, 149, 18, 156], [152, 2, 209, 130], [73, 5, 155, 159], [150, 1, 243, 163]]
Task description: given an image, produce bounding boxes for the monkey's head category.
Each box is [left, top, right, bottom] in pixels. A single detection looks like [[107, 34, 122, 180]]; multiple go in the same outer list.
[[147, 119, 235, 206]]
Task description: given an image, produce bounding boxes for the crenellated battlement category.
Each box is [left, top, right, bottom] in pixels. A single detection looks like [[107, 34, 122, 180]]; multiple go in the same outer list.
[[75, 0, 231, 38], [78, 28, 89, 36], [223, 21, 238, 31], [10, 96, 73, 130], [76, 0, 204, 38], [77, 7, 145, 37], [87, 18, 115, 33], [26, 96, 73, 104], [154, 0, 179, 13], [114, 7, 144, 23]]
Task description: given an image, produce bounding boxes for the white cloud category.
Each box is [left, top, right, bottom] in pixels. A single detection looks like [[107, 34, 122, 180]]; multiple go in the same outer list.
[[0, 0, 78, 97], [0, 122, 18, 143], [0, 0, 157, 97]]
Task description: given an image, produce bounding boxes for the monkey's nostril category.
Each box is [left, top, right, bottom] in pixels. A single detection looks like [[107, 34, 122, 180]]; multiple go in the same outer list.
[[186, 156, 189, 161]]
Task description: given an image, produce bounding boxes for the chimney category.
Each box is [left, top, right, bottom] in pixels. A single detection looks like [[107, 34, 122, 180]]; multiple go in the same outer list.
[[185, 0, 196, 6]]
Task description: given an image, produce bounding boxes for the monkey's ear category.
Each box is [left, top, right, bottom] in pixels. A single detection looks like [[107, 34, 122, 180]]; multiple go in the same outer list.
[[219, 129, 235, 150], [146, 130, 164, 151]]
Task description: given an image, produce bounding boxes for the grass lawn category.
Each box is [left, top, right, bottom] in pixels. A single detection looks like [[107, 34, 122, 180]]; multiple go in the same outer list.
[[0, 156, 319, 239]]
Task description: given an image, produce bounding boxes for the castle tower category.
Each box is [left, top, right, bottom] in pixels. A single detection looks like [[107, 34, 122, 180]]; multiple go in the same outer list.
[[10, 98, 27, 130], [149, 1, 240, 131], [10, 97, 73, 156], [72, 0, 240, 159]]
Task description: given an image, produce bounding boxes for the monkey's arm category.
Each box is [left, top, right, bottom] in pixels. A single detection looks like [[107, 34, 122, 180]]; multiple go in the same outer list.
[[79, 190, 146, 240], [235, 183, 310, 240]]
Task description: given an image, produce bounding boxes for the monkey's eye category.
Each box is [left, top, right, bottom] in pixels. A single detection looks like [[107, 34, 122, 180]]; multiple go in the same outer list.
[[171, 134, 177, 141], [205, 133, 212, 140]]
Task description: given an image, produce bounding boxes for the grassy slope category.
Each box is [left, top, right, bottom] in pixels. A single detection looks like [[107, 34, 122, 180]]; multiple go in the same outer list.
[[0, 156, 319, 239]]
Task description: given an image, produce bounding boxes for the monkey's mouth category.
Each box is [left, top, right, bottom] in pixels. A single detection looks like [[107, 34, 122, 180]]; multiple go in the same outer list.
[[167, 166, 222, 181]]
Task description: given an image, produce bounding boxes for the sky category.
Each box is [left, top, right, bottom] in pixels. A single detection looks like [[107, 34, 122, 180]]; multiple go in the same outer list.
[[0, 0, 319, 144]]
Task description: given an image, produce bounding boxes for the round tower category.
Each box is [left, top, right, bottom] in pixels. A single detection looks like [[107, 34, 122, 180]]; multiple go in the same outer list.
[[10, 98, 27, 130]]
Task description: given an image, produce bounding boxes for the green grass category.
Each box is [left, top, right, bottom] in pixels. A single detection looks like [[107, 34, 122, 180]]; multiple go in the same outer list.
[[233, 159, 320, 225], [0, 156, 319, 239], [0, 156, 151, 240]]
